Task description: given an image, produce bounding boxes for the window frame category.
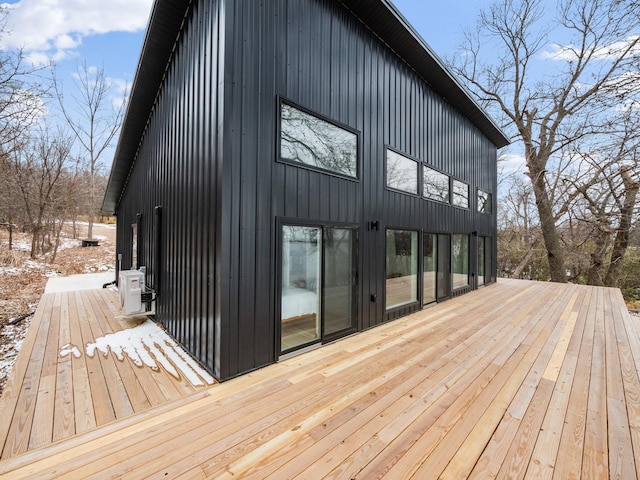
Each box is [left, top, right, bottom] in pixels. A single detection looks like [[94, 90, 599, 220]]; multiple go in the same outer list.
[[277, 218, 359, 356], [277, 98, 360, 181], [422, 232, 437, 306], [452, 179, 470, 209], [423, 164, 450, 204], [131, 222, 138, 270], [385, 228, 420, 311], [384, 147, 420, 196], [451, 233, 470, 290], [477, 188, 493, 215]]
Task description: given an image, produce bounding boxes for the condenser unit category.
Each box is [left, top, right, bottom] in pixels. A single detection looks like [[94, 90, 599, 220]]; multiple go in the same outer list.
[[119, 270, 145, 315]]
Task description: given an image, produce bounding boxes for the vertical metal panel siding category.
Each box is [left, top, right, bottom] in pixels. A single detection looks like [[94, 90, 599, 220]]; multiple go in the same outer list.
[[116, 0, 223, 378], [217, 0, 499, 375], [118, 0, 499, 381]]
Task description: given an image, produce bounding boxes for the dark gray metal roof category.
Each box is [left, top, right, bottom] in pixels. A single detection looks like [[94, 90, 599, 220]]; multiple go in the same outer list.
[[102, 0, 510, 214]]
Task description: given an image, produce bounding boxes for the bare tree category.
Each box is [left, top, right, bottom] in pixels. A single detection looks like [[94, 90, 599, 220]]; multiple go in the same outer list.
[[54, 62, 126, 240], [604, 166, 639, 286], [497, 174, 545, 278], [0, 7, 49, 152], [452, 0, 640, 282], [8, 127, 74, 259]]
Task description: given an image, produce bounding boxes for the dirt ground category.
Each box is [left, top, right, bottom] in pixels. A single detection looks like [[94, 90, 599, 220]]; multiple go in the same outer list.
[[0, 223, 116, 395]]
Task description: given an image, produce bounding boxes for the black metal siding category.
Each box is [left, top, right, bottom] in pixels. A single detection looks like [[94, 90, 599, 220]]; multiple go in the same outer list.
[[116, 0, 224, 377], [116, 0, 500, 381], [218, 0, 498, 376]]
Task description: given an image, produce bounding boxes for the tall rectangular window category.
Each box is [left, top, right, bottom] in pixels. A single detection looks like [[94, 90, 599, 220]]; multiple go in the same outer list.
[[452, 234, 469, 289], [423, 166, 450, 203], [386, 149, 418, 194], [280, 102, 358, 178], [478, 236, 486, 286], [131, 223, 138, 269], [423, 233, 437, 305], [386, 230, 418, 310], [478, 189, 492, 214], [452, 179, 469, 208], [479, 236, 493, 285]]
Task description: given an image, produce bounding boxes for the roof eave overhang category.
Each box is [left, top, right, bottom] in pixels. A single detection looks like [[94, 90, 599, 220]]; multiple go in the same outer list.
[[101, 0, 192, 214], [103, 0, 510, 214], [340, 0, 510, 148]]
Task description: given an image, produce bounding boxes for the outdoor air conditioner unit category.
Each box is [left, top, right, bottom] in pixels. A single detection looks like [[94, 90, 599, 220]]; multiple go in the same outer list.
[[119, 270, 145, 315]]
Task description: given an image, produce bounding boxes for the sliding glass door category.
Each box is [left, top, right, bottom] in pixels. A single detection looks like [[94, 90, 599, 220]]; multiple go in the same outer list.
[[452, 234, 469, 290], [280, 224, 357, 354], [437, 234, 451, 300], [478, 236, 486, 286], [323, 228, 357, 339], [281, 226, 322, 351], [385, 230, 419, 310], [478, 236, 492, 286], [423, 233, 437, 305]]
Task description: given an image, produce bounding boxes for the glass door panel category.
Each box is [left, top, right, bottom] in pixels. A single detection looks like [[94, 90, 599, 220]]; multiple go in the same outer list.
[[281, 226, 321, 352], [423, 233, 437, 304], [385, 230, 419, 310], [478, 236, 486, 286], [437, 234, 451, 300], [323, 228, 356, 338], [452, 234, 469, 289]]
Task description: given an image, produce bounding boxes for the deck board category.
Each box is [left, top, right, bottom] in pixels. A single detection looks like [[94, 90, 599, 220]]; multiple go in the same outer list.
[[0, 279, 639, 479], [0, 288, 212, 461]]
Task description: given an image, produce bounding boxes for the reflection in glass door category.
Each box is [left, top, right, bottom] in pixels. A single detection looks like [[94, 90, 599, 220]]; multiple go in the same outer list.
[[281, 226, 321, 352], [478, 236, 492, 286], [385, 230, 419, 310], [323, 228, 357, 339], [423, 233, 437, 305], [478, 236, 486, 286], [281, 225, 357, 354], [437, 234, 451, 300]]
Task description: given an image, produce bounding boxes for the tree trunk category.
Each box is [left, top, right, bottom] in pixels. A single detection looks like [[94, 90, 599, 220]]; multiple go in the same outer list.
[[527, 160, 567, 283], [50, 218, 65, 263], [8, 220, 13, 250], [587, 228, 609, 286], [88, 165, 95, 240], [604, 169, 639, 287], [30, 226, 39, 259], [88, 215, 94, 240], [510, 241, 538, 279]]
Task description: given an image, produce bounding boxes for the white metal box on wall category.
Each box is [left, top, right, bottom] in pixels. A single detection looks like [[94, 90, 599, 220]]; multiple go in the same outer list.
[[119, 270, 145, 315]]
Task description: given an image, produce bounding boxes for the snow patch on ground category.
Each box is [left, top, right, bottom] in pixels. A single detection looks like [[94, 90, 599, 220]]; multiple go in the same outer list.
[[59, 343, 82, 358], [0, 319, 31, 388], [0, 259, 58, 278], [84, 319, 215, 386], [10, 237, 79, 253], [45, 272, 115, 293]]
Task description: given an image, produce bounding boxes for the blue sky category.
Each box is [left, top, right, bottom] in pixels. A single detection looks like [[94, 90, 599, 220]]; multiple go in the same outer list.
[[1, 0, 483, 96], [0, 0, 506, 166]]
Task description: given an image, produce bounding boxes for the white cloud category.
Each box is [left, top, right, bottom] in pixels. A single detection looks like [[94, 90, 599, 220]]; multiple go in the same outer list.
[[499, 152, 526, 175], [0, 0, 153, 63], [541, 35, 640, 62]]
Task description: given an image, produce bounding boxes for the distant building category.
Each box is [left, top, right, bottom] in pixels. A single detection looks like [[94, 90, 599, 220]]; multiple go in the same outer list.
[[103, 0, 510, 381]]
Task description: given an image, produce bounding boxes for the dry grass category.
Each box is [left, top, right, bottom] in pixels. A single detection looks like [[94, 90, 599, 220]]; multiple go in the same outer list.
[[0, 224, 115, 396], [627, 298, 640, 311], [0, 225, 115, 325]]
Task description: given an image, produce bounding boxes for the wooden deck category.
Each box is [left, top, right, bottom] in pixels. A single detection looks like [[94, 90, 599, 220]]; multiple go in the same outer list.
[[1, 278, 639, 479], [0, 288, 212, 461]]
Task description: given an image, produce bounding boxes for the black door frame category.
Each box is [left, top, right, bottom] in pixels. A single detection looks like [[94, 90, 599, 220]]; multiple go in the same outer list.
[[276, 218, 359, 356]]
